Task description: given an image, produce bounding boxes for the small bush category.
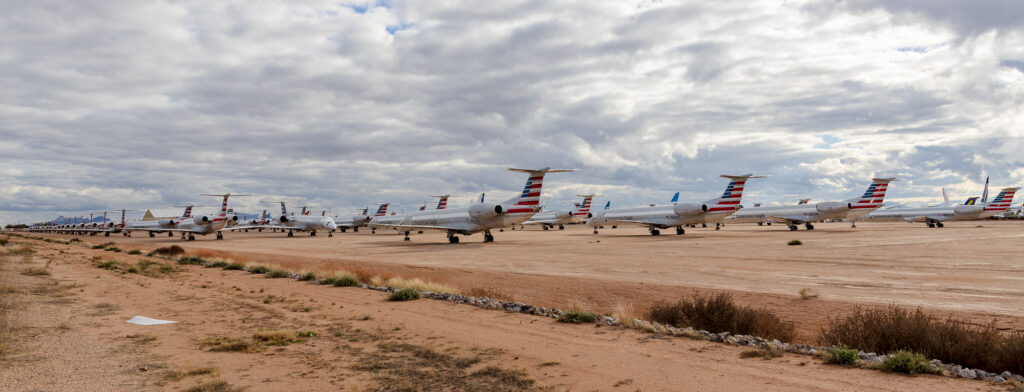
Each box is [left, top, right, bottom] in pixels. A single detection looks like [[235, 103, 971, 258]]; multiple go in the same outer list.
[[254, 329, 300, 346], [248, 265, 270, 274], [152, 245, 185, 256], [105, 246, 122, 252], [177, 256, 206, 265], [297, 271, 316, 281], [183, 379, 244, 392], [647, 292, 796, 342], [95, 260, 121, 270], [207, 261, 228, 268], [91, 244, 108, 249], [558, 310, 597, 324], [136, 260, 176, 275], [787, 239, 802, 246], [741, 346, 784, 359], [127, 249, 142, 255], [825, 345, 860, 365], [223, 263, 245, 270], [297, 331, 318, 337], [798, 288, 819, 300], [266, 269, 291, 279], [200, 337, 261, 353], [388, 288, 421, 301], [69, 238, 81, 243], [332, 275, 359, 287], [21, 267, 51, 276], [882, 350, 934, 374]]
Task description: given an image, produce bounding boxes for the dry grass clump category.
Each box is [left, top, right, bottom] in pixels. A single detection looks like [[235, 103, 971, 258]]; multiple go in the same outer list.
[[371, 275, 459, 294], [798, 288, 819, 300], [199, 337, 262, 353], [253, 328, 301, 346], [820, 305, 1024, 374], [320, 270, 360, 287], [21, 267, 51, 276], [183, 379, 244, 392], [163, 366, 218, 381], [356, 342, 540, 392], [265, 269, 292, 279], [152, 245, 185, 257], [3, 244, 34, 256], [647, 292, 796, 342]]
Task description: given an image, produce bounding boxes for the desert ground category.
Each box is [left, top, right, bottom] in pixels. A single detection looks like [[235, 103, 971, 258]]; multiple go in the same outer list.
[[2, 221, 1021, 391]]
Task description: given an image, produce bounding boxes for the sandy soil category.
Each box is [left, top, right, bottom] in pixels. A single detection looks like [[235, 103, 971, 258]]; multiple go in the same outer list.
[[0, 235, 1003, 391], [48, 221, 1024, 342]]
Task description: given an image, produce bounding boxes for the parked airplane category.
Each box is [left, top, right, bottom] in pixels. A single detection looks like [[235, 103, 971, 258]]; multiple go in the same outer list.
[[725, 178, 896, 230], [241, 201, 337, 237], [858, 186, 1017, 227], [521, 194, 598, 230], [335, 207, 371, 232], [368, 167, 573, 243], [588, 174, 764, 236], [123, 194, 244, 240]]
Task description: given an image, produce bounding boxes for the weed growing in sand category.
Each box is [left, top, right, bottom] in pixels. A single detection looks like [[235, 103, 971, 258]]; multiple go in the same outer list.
[[222, 263, 245, 271], [127, 249, 142, 255], [266, 269, 291, 279], [21, 267, 50, 276], [91, 242, 114, 249], [183, 379, 244, 392], [254, 329, 301, 346], [163, 367, 217, 381], [820, 305, 1024, 374], [105, 246, 122, 252], [297, 271, 316, 281], [825, 345, 860, 365], [199, 337, 262, 353], [152, 245, 185, 257], [332, 274, 359, 287], [388, 288, 421, 301], [248, 265, 270, 274], [297, 331, 318, 337], [207, 261, 228, 268], [647, 292, 796, 342], [787, 239, 802, 246], [740, 345, 784, 359], [558, 309, 597, 324], [0, 236, 7, 246], [881, 350, 936, 374], [177, 256, 206, 265]]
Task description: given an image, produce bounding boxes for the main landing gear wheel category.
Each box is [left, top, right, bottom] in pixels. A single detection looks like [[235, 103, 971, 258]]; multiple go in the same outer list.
[[371, 228, 376, 234], [593, 230, 599, 234], [448, 235, 460, 244], [927, 222, 935, 228], [404, 231, 411, 241], [676, 227, 685, 235], [483, 233, 494, 242], [806, 223, 815, 230], [715, 223, 721, 231], [937, 222, 944, 228], [187, 234, 195, 241], [216, 232, 223, 240], [353, 227, 358, 232], [702, 223, 708, 228], [149, 232, 155, 238], [543, 225, 549, 230], [328, 231, 333, 238], [788, 225, 798, 231], [559, 224, 564, 230], [287, 231, 294, 237], [104, 232, 110, 237], [310, 230, 316, 236], [650, 229, 661, 236], [168, 232, 173, 237]]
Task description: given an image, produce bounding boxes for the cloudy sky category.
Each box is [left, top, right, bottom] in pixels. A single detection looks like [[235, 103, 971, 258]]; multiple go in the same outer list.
[[2, 0, 1023, 224]]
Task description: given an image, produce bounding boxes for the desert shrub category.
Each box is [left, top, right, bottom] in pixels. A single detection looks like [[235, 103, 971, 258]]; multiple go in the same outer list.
[[825, 345, 860, 365], [787, 239, 802, 246], [248, 265, 270, 274], [127, 249, 142, 255], [333, 274, 359, 287], [200, 337, 261, 353], [388, 288, 421, 301], [881, 350, 934, 374], [69, 237, 81, 243], [222, 263, 245, 271], [177, 256, 205, 265], [152, 245, 185, 256], [740, 345, 784, 359], [136, 260, 176, 275], [297, 271, 316, 281], [297, 331, 318, 337], [207, 261, 228, 268], [558, 310, 597, 324], [0, 236, 7, 246], [265, 269, 291, 279], [183, 379, 244, 392], [105, 246, 122, 252], [647, 292, 796, 342], [95, 260, 121, 270], [91, 244, 109, 249], [819, 305, 1024, 375], [254, 329, 300, 346]]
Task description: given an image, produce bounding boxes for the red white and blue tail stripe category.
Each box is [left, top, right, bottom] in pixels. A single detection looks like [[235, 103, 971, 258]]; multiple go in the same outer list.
[[573, 194, 595, 216], [705, 174, 764, 212], [984, 188, 1018, 212], [374, 203, 389, 217], [503, 167, 574, 214], [848, 178, 896, 209]]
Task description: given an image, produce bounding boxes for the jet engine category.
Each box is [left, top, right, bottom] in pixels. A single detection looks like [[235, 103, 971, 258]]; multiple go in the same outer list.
[[468, 203, 503, 219], [158, 219, 176, 226], [815, 202, 852, 213], [953, 205, 984, 217], [673, 203, 708, 216], [192, 215, 210, 225], [279, 215, 289, 223], [555, 211, 572, 219]]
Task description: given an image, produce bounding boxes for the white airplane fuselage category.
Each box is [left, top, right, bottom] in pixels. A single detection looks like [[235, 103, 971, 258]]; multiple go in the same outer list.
[[588, 205, 734, 228], [369, 204, 536, 235]]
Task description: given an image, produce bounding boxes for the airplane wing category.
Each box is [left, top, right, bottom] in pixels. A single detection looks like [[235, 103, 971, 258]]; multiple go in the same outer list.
[[764, 215, 810, 225], [909, 215, 949, 223], [220, 225, 265, 231]]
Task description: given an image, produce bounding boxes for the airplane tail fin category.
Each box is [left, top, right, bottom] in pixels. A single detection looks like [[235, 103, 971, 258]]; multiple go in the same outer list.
[[604, 201, 611, 210], [502, 167, 574, 213], [984, 187, 1018, 212], [670, 192, 679, 205], [361, 207, 368, 216], [798, 198, 811, 205], [704, 174, 765, 211], [847, 178, 897, 209], [182, 206, 193, 218], [964, 197, 979, 205], [573, 194, 598, 216], [982, 177, 990, 203], [437, 196, 449, 209], [374, 203, 390, 217], [942, 188, 950, 206]]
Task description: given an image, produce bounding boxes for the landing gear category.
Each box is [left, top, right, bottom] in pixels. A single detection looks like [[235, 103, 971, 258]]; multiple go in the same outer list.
[[593, 229, 599, 234], [187, 234, 195, 241], [715, 223, 721, 231], [927, 222, 935, 228], [788, 225, 798, 231], [558, 224, 564, 230], [149, 232, 155, 238], [805, 223, 815, 230], [310, 230, 317, 236], [340, 228, 347, 233], [287, 230, 294, 237], [258, 227, 263, 232], [353, 227, 358, 232], [937, 222, 944, 228], [702, 223, 707, 228], [403, 231, 410, 241], [371, 228, 376, 234], [328, 230, 334, 238], [543, 225, 549, 231], [447, 230, 460, 244], [483, 231, 494, 242], [216, 232, 223, 240], [650, 228, 661, 236], [123, 232, 128, 237], [168, 232, 173, 237], [757, 222, 763, 226], [104, 232, 110, 237], [676, 226, 685, 235]]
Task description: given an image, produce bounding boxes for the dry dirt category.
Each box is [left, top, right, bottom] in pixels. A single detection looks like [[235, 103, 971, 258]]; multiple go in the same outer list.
[[2, 222, 1020, 390]]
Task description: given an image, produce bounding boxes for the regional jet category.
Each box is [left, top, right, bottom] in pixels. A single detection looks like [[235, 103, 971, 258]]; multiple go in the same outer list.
[[858, 186, 1017, 227], [368, 167, 573, 243], [588, 174, 764, 236], [521, 194, 598, 230], [123, 194, 244, 240], [725, 178, 897, 230], [238, 201, 337, 237]]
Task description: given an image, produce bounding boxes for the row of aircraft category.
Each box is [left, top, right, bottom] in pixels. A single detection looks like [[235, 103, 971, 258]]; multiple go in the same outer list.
[[26, 168, 1019, 243]]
